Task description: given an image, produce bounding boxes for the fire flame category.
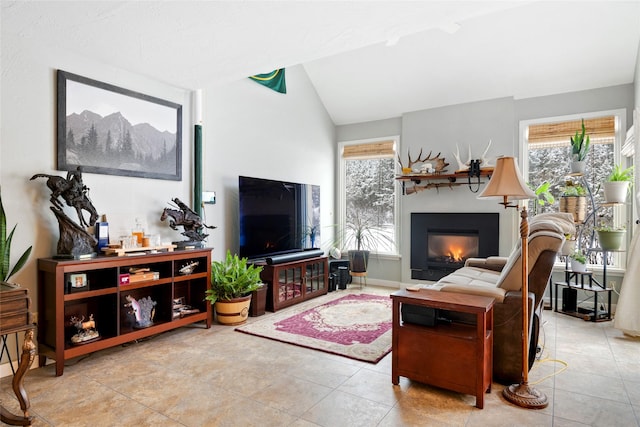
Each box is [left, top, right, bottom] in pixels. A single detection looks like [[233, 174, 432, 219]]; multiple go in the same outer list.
[[447, 246, 464, 262]]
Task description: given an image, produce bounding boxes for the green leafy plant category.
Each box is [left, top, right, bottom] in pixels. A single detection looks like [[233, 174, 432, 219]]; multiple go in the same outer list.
[[205, 250, 263, 304], [570, 119, 590, 161], [533, 181, 555, 206], [561, 184, 587, 197], [1, 189, 32, 283], [607, 164, 633, 183], [569, 250, 587, 264]]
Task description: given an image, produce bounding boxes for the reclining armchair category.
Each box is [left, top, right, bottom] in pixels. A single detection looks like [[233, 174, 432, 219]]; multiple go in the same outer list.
[[427, 212, 575, 384]]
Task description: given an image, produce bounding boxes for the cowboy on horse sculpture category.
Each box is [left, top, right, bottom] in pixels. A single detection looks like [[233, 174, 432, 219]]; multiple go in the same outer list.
[[30, 166, 100, 257], [30, 166, 99, 228], [161, 198, 215, 242]]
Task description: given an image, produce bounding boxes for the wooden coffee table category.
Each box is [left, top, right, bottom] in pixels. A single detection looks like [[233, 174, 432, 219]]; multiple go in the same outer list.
[[391, 288, 494, 409]]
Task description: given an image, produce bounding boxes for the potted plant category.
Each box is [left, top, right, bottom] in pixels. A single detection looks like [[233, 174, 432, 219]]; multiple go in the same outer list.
[[595, 225, 626, 251], [338, 211, 394, 274], [569, 119, 590, 173], [603, 164, 633, 204], [205, 250, 263, 325], [1, 189, 32, 285], [569, 250, 588, 273], [560, 234, 576, 256], [559, 183, 587, 223]]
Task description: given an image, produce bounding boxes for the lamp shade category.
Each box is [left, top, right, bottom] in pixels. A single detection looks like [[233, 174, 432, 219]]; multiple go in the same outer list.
[[478, 156, 535, 201]]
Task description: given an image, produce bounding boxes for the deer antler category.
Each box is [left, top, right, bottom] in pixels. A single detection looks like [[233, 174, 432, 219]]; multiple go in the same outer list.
[[407, 149, 442, 169]]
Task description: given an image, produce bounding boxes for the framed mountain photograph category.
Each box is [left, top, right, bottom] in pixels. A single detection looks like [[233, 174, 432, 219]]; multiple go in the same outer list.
[[56, 70, 182, 181]]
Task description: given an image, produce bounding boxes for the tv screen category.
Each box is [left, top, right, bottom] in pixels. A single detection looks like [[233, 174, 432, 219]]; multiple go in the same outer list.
[[239, 176, 320, 260]]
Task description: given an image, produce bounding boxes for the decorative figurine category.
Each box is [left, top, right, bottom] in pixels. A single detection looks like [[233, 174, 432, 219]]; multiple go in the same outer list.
[[124, 295, 156, 328], [30, 166, 100, 258], [178, 260, 199, 275], [160, 197, 215, 248], [70, 314, 100, 344]]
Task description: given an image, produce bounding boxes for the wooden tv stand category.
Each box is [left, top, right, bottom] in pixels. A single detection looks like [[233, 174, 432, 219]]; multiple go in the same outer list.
[[257, 256, 328, 312], [37, 248, 212, 376], [391, 289, 494, 409]]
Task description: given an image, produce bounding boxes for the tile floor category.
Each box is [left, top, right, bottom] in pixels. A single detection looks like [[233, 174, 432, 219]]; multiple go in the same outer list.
[[1, 285, 639, 426]]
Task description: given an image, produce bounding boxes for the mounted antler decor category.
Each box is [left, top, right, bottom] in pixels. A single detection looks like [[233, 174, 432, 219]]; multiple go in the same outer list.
[[397, 149, 447, 174]]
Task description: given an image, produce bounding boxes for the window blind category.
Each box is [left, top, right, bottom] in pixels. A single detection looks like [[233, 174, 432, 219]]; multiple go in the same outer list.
[[528, 116, 615, 145], [342, 140, 395, 159]]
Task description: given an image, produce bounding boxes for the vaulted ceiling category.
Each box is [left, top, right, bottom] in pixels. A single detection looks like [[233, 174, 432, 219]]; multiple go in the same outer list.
[[3, 1, 640, 125]]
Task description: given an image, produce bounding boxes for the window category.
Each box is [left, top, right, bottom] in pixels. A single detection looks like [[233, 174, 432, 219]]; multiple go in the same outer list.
[[522, 111, 627, 267], [338, 138, 399, 255]]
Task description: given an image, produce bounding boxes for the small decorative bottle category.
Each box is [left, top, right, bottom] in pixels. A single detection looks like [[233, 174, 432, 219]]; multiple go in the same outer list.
[[132, 218, 144, 247]]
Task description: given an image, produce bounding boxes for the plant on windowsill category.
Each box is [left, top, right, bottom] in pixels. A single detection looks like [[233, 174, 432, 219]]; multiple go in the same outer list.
[[1, 188, 32, 285], [559, 183, 587, 223], [569, 119, 590, 174], [205, 250, 263, 325], [603, 164, 634, 204], [594, 225, 626, 251], [568, 250, 588, 273]]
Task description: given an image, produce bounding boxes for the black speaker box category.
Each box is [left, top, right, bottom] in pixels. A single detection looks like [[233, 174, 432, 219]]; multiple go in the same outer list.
[[401, 304, 438, 327], [562, 287, 577, 312]]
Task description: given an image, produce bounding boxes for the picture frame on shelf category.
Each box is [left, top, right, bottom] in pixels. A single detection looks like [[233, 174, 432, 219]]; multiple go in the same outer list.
[[67, 273, 88, 293], [56, 70, 183, 181]]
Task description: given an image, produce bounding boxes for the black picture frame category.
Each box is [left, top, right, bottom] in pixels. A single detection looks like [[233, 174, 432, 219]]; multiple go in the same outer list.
[[57, 70, 182, 181]]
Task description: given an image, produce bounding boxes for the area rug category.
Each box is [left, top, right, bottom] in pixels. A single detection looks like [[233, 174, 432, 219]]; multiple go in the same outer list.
[[235, 293, 392, 363]]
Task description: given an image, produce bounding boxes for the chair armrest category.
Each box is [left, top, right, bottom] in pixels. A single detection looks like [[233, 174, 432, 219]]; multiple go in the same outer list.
[[464, 256, 508, 272]]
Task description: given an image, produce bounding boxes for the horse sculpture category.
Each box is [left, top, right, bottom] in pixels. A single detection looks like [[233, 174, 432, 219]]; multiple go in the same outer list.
[[161, 198, 215, 242], [30, 168, 99, 228]]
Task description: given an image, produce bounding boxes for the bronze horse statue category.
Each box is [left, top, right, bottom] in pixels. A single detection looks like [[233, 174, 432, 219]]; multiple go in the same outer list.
[[30, 169, 99, 228], [161, 198, 215, 241]]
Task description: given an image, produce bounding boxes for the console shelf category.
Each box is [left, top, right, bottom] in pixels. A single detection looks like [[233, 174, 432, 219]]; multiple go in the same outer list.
[[37, 248, 212, 376], [257, 256, 328, 312]]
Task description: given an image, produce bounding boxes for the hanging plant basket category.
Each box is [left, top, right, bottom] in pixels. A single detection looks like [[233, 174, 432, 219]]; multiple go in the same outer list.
[[559, 196, 586, 223], [596, 230, 625, 251]]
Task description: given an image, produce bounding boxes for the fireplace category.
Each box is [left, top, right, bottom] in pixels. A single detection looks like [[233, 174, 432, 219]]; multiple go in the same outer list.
[[411, 213, 499, 281]]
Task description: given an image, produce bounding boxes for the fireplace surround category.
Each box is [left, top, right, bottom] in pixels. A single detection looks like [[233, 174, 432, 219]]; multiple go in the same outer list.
[[411, 212, 499, 280]]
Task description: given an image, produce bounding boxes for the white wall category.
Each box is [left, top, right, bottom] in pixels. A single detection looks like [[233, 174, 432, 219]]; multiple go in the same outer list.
[[204, 65, 336, 260], [1, 35, 335, 307]]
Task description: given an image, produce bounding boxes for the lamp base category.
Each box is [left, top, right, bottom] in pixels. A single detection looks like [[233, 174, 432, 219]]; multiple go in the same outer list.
[[502, 382, 548, 409]]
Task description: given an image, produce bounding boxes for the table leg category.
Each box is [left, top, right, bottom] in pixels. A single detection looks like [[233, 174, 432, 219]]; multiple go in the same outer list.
[[0, 329, 36, 426]]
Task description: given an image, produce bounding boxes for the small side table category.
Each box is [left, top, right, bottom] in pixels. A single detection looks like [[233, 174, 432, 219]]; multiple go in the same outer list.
[[391, 289, 494, 409]]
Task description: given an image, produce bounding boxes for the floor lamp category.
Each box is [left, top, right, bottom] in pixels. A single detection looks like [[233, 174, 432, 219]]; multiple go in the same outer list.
[[478, 156, 549, 409]]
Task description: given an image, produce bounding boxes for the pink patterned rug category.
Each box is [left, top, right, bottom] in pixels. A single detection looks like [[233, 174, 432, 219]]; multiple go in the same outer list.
[[235, 293, 392, 363]]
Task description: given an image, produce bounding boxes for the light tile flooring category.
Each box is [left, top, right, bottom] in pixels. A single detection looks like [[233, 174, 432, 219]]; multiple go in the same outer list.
[[1, 285, 639, 426]]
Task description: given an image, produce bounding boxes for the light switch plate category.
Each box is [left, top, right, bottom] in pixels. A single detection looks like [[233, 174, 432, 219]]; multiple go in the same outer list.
[[203, 191, 216, 204]]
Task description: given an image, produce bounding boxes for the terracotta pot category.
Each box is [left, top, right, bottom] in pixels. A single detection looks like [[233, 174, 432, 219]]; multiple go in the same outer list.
[[603, 181, 630, 204], [215, 294, 252, 325]]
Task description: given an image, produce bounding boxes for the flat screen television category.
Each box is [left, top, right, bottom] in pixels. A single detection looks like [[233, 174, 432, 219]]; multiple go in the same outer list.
[[239, 175, 320, 260]]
